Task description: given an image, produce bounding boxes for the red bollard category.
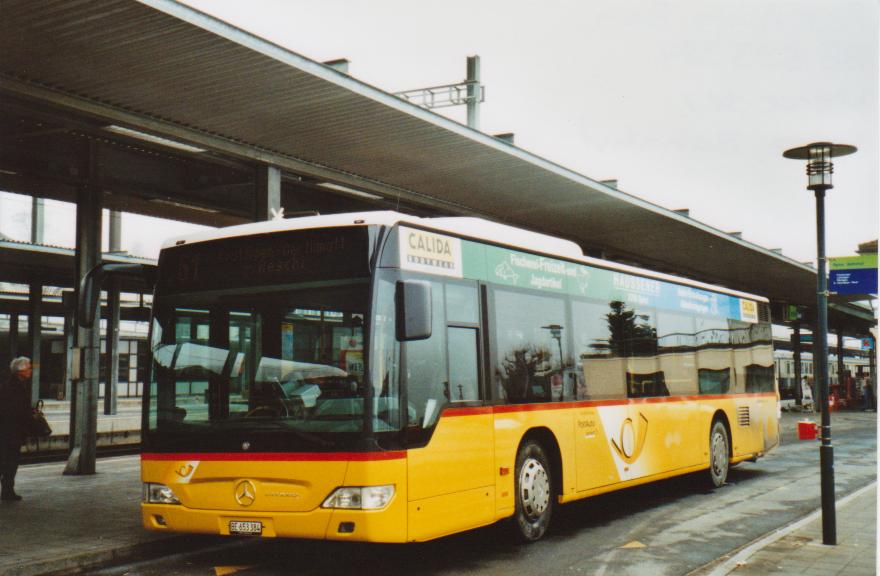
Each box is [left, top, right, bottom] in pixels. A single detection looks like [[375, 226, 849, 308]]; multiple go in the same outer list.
[[797, 420, 818, 440]]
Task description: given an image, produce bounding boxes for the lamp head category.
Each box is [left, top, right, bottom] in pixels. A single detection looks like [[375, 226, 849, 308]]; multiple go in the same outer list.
[[783, 142, 857, 191]]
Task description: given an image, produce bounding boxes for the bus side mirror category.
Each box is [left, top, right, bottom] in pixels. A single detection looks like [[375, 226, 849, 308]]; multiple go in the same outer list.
[[396, 280, 432, 341], [78, 263, 157, 328], [78, 266, 102, 329]]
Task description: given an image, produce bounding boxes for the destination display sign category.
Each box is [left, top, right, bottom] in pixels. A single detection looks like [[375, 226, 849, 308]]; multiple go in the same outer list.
[[401, 227, 759, 322], [158, 226, 371, 295]]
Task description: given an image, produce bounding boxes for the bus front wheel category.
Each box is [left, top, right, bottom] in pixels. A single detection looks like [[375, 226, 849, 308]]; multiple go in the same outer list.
[[708, 419, 730, 488], [513, 440, 554, 541]]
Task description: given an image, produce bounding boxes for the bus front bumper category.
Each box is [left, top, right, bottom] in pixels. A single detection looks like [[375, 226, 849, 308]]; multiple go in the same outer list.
[[141, 502, 407, 543]]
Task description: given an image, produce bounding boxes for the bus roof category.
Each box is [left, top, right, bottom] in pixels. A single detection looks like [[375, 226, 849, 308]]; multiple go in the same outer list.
[[162, 211, 768, 303]]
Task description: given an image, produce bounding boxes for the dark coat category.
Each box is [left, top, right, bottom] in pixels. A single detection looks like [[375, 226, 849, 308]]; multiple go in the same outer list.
[[0, 375, 32, 446]]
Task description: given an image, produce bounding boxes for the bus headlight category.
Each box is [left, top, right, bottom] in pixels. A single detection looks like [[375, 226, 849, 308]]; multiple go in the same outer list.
[[143, 483, 181, 505], [322, 485, 395, 510]]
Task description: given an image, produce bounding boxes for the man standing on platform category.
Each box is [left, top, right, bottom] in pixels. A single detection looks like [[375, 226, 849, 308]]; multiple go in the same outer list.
[[0, 357, 33, 501]]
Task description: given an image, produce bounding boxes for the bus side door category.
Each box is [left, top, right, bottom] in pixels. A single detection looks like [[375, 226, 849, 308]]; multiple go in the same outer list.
[[404, 280, 495, 541]]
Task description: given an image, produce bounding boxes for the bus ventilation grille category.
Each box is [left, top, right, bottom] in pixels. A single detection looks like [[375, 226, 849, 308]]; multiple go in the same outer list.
[[737, 406, 750, 427], [758, 303, 771, 323]]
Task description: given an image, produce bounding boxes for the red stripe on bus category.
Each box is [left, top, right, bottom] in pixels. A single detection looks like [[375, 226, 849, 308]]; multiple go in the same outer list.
[[442, 406, 494, 417], [450, 392, 777, 415], [141, 451, 406, 462]]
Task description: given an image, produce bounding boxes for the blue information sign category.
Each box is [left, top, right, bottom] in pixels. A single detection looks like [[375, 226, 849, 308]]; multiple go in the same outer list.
[[830, 267, 878, 295]]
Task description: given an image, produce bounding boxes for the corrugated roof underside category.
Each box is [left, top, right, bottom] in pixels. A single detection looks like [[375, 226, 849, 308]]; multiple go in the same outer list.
[[0, 0, 825, 306]]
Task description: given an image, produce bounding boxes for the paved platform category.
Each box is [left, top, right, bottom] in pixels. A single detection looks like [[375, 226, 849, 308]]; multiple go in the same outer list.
[[0, 455, 226, 576], [0, 413, 875, 576], [714, 483, 877, 576]]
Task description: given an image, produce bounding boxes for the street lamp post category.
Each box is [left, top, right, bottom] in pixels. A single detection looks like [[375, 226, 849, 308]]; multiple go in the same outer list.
[[783, 141, 857, 546], [542, 324, 564, 367], [542, 324, 565, 400]]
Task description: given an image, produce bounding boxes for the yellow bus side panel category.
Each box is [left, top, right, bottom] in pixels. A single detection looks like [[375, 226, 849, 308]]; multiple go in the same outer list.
[[407, 412, 495, 540], [491, 407, 576, 519], [573, 407, 622, 491], [140, 395, 778, 542], [407, 486, 496, 542], [587, 401, 704, 489]]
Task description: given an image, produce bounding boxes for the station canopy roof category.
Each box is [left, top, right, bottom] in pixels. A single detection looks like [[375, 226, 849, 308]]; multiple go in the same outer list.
[[0, 0, 874, 334], [0, 238, 155, 293]]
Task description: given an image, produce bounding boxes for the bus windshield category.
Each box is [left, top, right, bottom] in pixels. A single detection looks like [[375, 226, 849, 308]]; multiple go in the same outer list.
[[147, 280, 382, 451], [143, 225, 389, 452], [146, 280, 380, 450]]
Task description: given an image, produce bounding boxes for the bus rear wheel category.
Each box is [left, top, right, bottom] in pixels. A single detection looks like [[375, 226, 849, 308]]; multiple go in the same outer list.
[[708, 420, 730, 488], [513, 440, 554, 541]]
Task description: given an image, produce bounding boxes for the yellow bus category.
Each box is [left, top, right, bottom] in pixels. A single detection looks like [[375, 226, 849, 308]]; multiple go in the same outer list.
[[139, 211, 779, 542]]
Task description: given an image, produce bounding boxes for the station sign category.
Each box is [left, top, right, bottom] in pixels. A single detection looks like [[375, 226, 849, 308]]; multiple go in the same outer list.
[[830, 254, 878, 295]]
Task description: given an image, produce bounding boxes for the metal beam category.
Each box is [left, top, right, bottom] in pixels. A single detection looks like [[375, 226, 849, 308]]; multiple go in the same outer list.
[[466, 55, 481, 130], [837, 329, 845, 394], [0, 77, 475, 217]]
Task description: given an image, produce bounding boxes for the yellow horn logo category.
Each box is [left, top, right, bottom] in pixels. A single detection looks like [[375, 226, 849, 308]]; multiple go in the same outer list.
[[611, 412, 648, 464]]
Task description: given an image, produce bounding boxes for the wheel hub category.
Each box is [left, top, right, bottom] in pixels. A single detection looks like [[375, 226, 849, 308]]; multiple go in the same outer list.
[[712, 431, 727, 476], [519, 457, 550, 519]]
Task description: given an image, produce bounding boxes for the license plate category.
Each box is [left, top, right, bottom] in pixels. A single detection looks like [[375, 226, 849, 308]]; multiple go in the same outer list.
[[229, 521, 262, 535]]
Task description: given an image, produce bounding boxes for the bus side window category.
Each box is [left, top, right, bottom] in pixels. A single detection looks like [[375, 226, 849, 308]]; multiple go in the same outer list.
[[493, 288, 568, 404], [445, 282, 481, 404], [447, 326, 479, 402]]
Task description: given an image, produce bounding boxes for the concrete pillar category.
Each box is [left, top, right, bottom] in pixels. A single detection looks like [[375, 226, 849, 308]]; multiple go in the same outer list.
[[870, 337, 877, 397], [103, 282, 120, 415], [31, 196, 44, 245], [792, 322, 802, 406], [7, 313, 18, 361], [255, 165, 281, 221], [836, 329, 845, 399], [104, 210, 122, 415], [62, 291, 75, 401], [109, 210, 122, 252], [64, 143, 103, 476], [208, 308, 230, 420], [27, 283, 41, 404]]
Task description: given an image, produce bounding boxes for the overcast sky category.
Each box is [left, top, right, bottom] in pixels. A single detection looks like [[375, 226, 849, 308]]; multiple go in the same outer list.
[[1, 0, 875, 264], [174, 0, 878, 265]]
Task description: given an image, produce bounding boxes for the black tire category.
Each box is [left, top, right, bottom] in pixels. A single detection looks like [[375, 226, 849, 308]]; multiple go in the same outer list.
[[512, 440, 554, 541], [708, 419, 730, 488]]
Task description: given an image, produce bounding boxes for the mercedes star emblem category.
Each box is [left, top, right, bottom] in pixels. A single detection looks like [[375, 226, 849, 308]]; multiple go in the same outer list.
[[235, 480, 256, 506]]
